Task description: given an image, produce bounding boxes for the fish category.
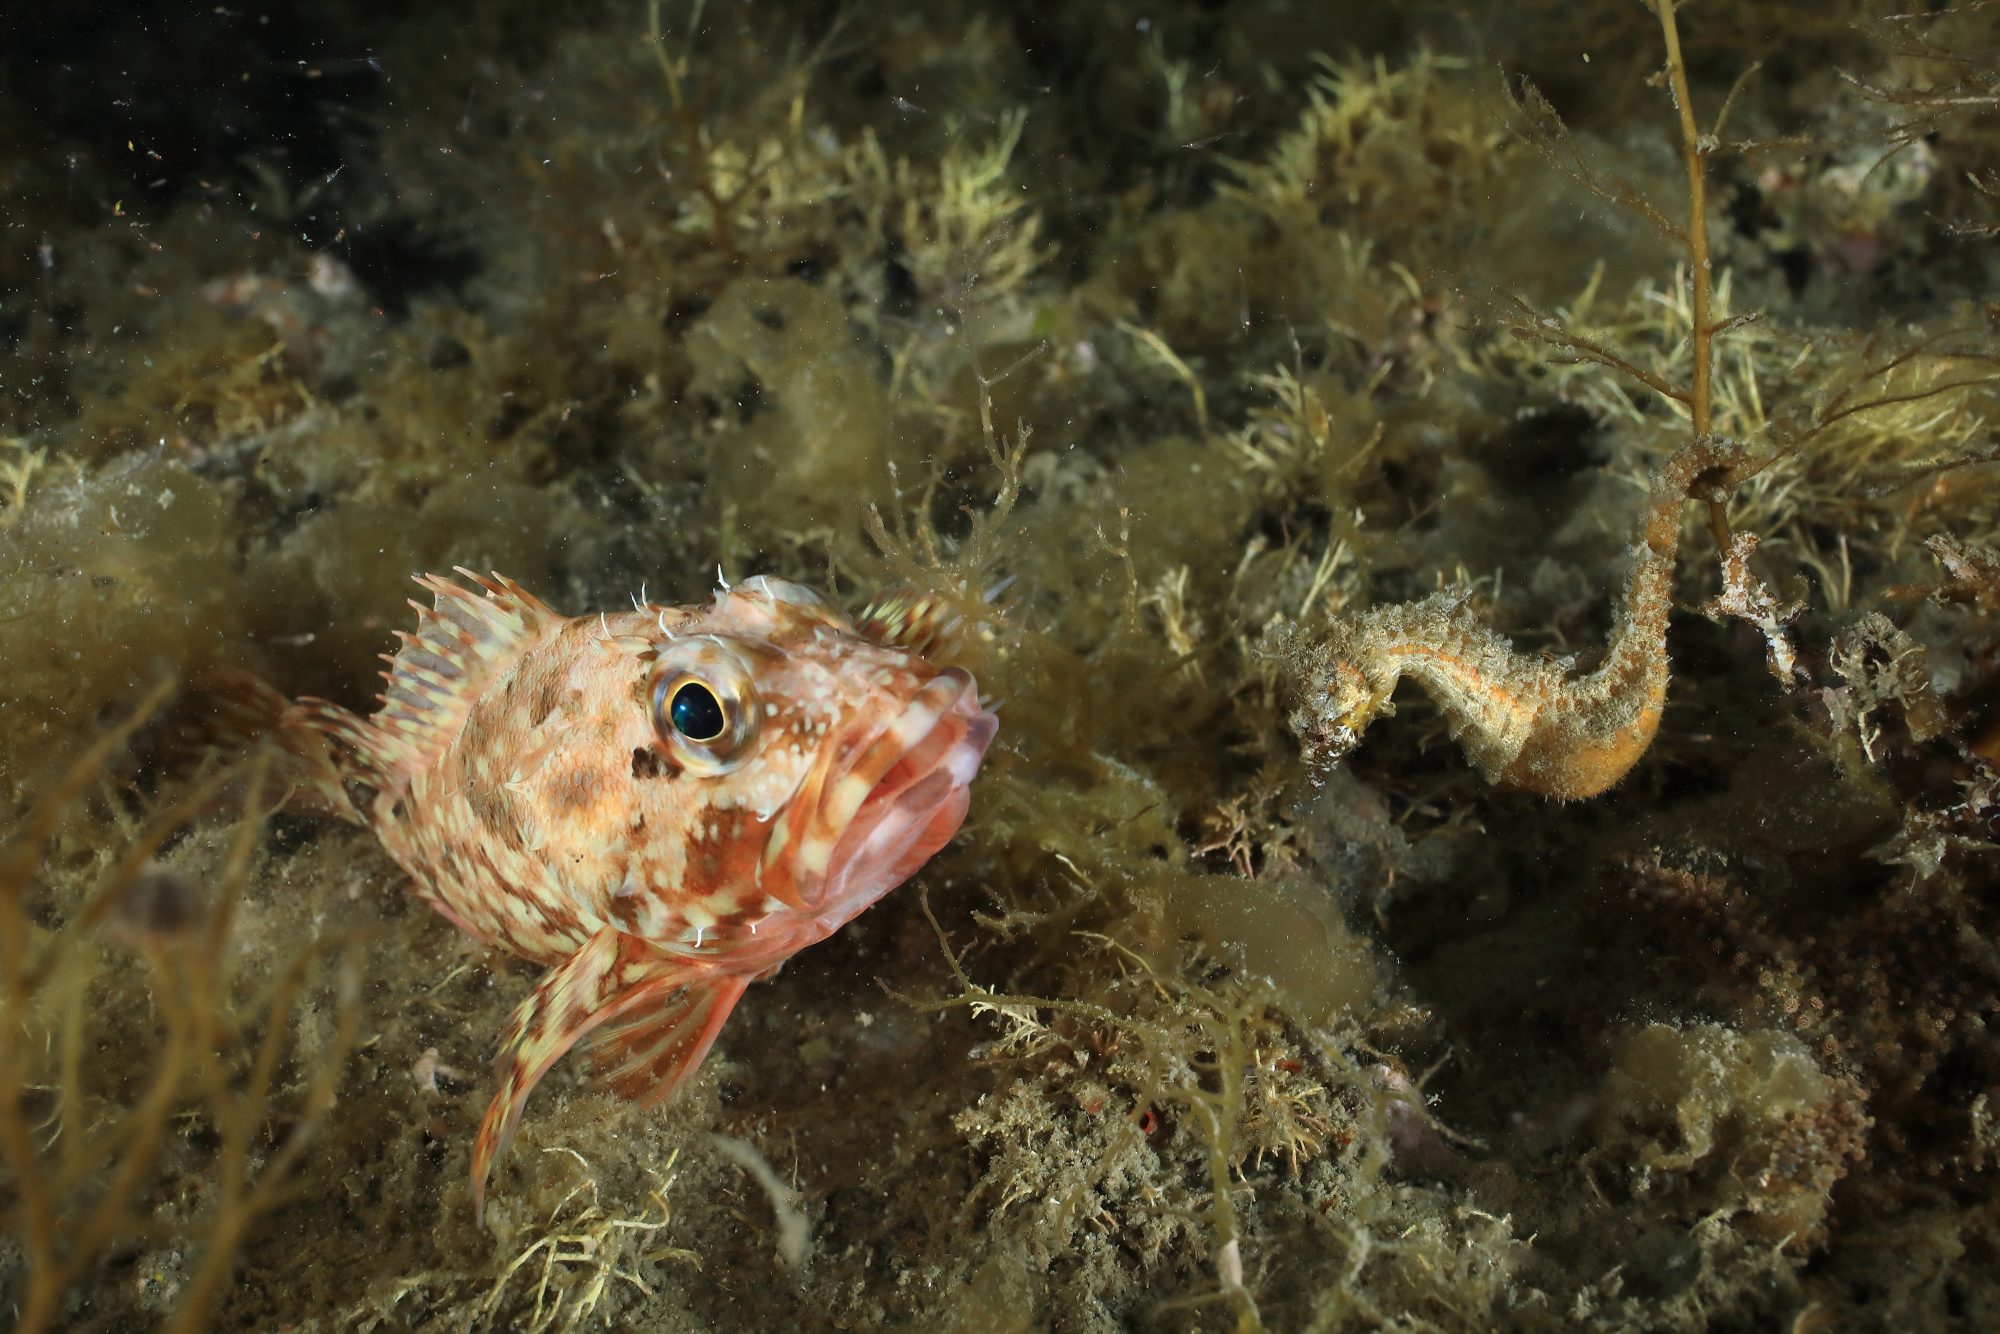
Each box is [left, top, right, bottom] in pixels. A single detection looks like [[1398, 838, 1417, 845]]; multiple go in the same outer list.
[[292, 571, 998, 1217]]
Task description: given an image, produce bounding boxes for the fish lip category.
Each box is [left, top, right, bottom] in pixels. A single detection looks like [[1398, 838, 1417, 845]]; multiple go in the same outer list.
[[792, 667, 996, 919]]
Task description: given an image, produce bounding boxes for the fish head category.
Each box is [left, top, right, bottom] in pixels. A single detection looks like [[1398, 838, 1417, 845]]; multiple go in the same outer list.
[[631, 576, 997, 939]]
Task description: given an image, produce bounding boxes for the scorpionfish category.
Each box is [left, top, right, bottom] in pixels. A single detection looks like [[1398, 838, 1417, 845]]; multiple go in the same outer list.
[[295, 571, 997, 1215]]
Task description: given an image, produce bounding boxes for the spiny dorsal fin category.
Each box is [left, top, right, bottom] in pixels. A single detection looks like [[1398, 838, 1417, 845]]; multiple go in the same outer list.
[[857, 587, 962, 658], [296, 569, 558, 798], [858, 575, 1013, 659]]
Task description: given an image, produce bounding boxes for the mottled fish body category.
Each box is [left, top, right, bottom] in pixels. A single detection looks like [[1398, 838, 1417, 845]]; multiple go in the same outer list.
[[296, 572, 996, 1214]]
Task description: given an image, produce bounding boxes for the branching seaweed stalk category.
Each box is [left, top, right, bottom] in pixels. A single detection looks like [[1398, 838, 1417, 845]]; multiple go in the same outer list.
[[0, 690, 366, 1332], [1655, 0, 1714, 443]]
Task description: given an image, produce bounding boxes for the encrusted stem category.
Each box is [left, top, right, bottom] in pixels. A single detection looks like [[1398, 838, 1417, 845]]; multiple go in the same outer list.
[[1656, 0, 1712, 439]]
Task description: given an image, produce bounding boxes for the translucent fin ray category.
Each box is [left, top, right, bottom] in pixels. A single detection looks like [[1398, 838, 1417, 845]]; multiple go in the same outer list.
[[583, 972, 750, 1103], [470, 927, 740, 1222], [857, 586, 963, 658], [291, 569, 556, 796]]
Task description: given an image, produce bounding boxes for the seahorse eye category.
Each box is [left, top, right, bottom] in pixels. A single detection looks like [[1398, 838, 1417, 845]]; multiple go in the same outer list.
[[669, 681, 726, 742]]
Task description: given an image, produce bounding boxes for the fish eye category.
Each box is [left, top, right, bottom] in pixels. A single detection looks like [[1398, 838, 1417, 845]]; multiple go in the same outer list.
[[647, 640, 759, 775], [668, 681, 726, 742]]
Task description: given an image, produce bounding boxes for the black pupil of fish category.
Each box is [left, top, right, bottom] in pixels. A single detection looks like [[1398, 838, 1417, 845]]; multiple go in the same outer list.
[[669, 682, 726, 742]]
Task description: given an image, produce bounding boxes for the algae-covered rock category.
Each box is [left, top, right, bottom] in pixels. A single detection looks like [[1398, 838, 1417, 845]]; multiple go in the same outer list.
[[1141, 866, 1383, 1029], [0, 452, 244, 786], [685, 276, 901, 529], [1594, 1023, 1870, 1246]]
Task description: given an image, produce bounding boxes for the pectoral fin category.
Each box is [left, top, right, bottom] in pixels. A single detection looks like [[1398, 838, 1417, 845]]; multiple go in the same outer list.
[[470, 926, 742, 1221], [584, 971, 750, 1103]]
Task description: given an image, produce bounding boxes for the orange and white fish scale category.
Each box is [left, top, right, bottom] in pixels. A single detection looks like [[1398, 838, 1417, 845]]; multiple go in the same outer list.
[[295, 572, 996, 1217]]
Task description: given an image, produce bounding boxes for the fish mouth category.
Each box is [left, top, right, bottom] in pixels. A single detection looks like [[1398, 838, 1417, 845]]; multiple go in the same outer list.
[[785, 667, 997, 922]]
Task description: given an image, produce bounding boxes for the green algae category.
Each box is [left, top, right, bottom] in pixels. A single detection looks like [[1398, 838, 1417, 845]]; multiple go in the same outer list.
[[3, 1, 1999, 1330]]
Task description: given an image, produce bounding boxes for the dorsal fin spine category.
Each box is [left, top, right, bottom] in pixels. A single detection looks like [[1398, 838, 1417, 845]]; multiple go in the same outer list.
[[299, 570, 559, 796]]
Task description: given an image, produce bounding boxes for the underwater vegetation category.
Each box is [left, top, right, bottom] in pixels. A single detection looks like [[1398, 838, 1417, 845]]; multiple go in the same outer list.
[[0, 696, 364, 1331], [3, 0, 1999, 1328]]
